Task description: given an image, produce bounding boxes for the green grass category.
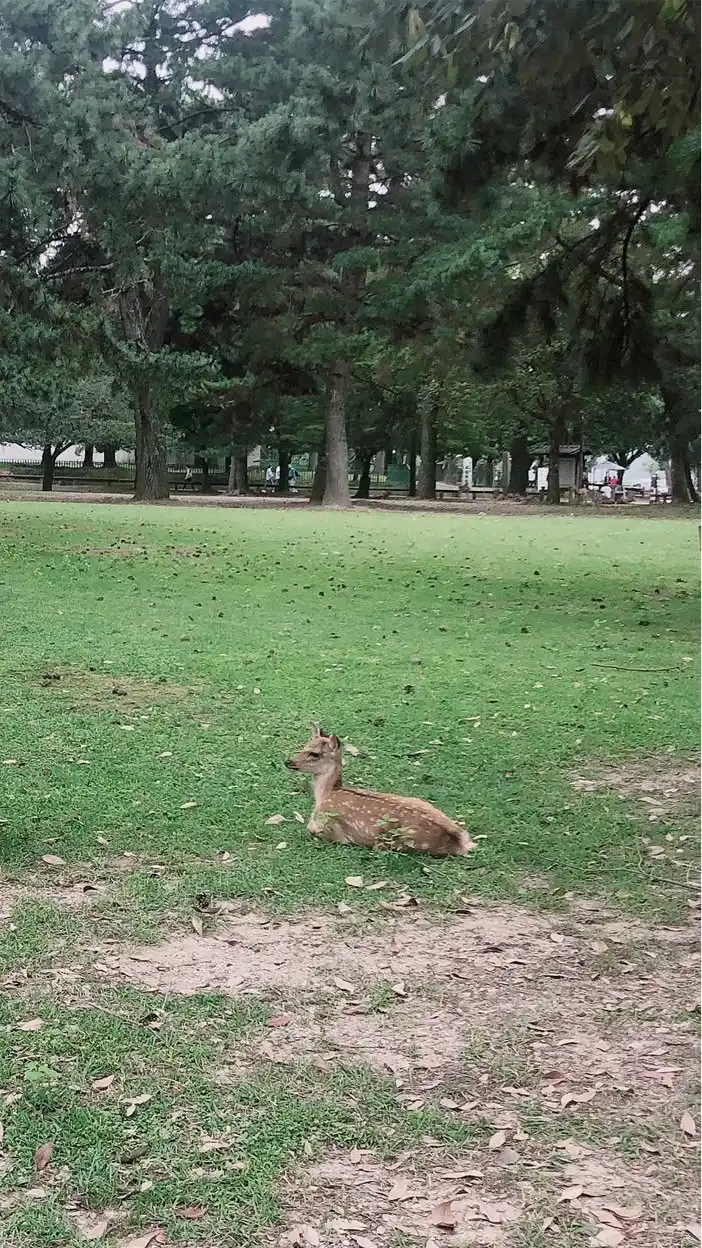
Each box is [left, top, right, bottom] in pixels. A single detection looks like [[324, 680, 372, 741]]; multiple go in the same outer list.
[[0, 502, 698, 914], [0, 501, 698, 1245]]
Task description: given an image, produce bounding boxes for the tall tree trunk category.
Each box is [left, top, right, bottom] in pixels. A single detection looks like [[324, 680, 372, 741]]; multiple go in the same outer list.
[[119, 284, 170, 501], [408, 430, 417, 497], [354, 450, 372, 499], [669, 437, 694, 502], [546, 415, 565, 505], [197, 456, 210, 493], [82, 443, 94, 469], [683, 456, 699, 504], [508, 432, 530, 495], [310, 440, 326, 503], [418, 403, 437, 500], [276, 446, 290, 493], [132, 390, 169, 499], [227, 455, 236, 494], [323, 362, 351, 507], [103, 444, 117, 469], [235, 454, 248, 494], [41, 445, 55, 492], [485, 456, 495, 488]]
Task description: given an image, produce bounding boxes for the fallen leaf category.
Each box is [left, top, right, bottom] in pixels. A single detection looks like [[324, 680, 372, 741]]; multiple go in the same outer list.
[[351, 1238, 377, 1248], [334, 977, 355, 992], [558, 1185, 584, 1203], [561, 1089, 596, 1107], [500, 1146, 520, 1164], [681, 1110, 697, 1136], [180, 800, 197, 809], [41, 855, 65, 866], [268, 1014, 292, 1028], [550, 932, 565, 944], [391, 981, 407, 997], [683, 1226, 702, 1243], [17, 1018, 44, 1032], [294, 811, 305, 823], [285, 1227, 320, 1247], [479, 1201, 505, 1224], [387, 1176, 410, 1201], [74, 1215, 109, 1242], [124, 1232, 167, 1248], [265, 814, 286, 825], [34, 1141, 54, 1171], [441, 1168, 483, 1180], [191, 915, 204, 937], [601, 1204, 641, 1222], [439, 1097, 460, 1110], [431, 1201, 457, 1229], [91, 1074, 116, 1091], [591, 1229, 624, 1247], [488, 1130, 506, 1151], [365, 880, 387, 891], [594, 1209, 623, 1229], [96, 834, 110, 846], [337, 901, 352, 914], [345, 744, 360, 756], [176, 1206, 206, 1220], [345, 876, 364, 888], [275, 841, 288, 850], [328, 1220, 367, 1232]]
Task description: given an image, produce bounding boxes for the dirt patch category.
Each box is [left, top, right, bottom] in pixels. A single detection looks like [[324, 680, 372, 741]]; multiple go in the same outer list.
[[272, 1136, 698, 1247], [571, 754, 700, 818], [37, 666, 201, 708], [100, 903, 699, 1094], [0, 876, 109, 921]]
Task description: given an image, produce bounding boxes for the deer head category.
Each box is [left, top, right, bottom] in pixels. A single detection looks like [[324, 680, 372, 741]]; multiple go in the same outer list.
[[286, 724, 341, 775]]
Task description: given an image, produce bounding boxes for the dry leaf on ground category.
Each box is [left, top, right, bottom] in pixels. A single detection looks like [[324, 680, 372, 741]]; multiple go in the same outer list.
[[282, 1227, 320, 1247], [176, 1206, 206, 1220], [488, 1130, 506, 1150], [191, 915, 204, 937], [91, 1075, 116, 1091], [387, 1177, 410, 1201], [345, 876, 364, 888], [266, 814, 286, 825], [34, 1141, 54, 1171], [334, 977, 355, 992], [591, 1229, 624, 1247], [124, 1232, 167, 1248], [268, 1014, 293, 1028], [431, 1201, 457, 1229], [17, 1018, 44, 1032], [681, 1110, 697, 1136], [41, 854, 65, 866]]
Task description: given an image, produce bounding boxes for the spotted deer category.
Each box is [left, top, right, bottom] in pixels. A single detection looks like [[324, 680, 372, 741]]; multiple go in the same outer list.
[[286, 725, 476, 857]]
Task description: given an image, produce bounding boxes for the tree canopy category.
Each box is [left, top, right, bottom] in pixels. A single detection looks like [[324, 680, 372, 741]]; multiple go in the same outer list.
[[0, 0, 697, 500]]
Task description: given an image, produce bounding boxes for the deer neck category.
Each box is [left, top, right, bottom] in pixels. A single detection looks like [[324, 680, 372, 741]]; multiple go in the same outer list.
[[312, 761, 342, 810]]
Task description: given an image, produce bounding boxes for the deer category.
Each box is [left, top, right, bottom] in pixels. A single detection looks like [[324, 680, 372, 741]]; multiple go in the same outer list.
[[285, 725, 477, 857]]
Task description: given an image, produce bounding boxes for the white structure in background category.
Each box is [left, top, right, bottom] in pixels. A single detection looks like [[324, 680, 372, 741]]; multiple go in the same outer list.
[[461, 456, 473, 489], [588, 453, 667, 492], [0, 443, 134, 465]]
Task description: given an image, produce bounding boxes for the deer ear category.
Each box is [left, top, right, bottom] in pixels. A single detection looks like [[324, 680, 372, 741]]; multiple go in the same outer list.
[[309, 721, 321, 737], [328, 734, 341, 750]]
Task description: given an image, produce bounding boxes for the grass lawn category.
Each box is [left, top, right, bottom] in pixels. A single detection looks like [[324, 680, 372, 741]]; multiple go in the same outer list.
[[0, 501, 699, 1247]]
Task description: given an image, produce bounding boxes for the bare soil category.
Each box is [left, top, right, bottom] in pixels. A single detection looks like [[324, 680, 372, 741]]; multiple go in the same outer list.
[[571, 755, 700, 818], [85, 896, 701, 1246], [1, 484, 696, 520]]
